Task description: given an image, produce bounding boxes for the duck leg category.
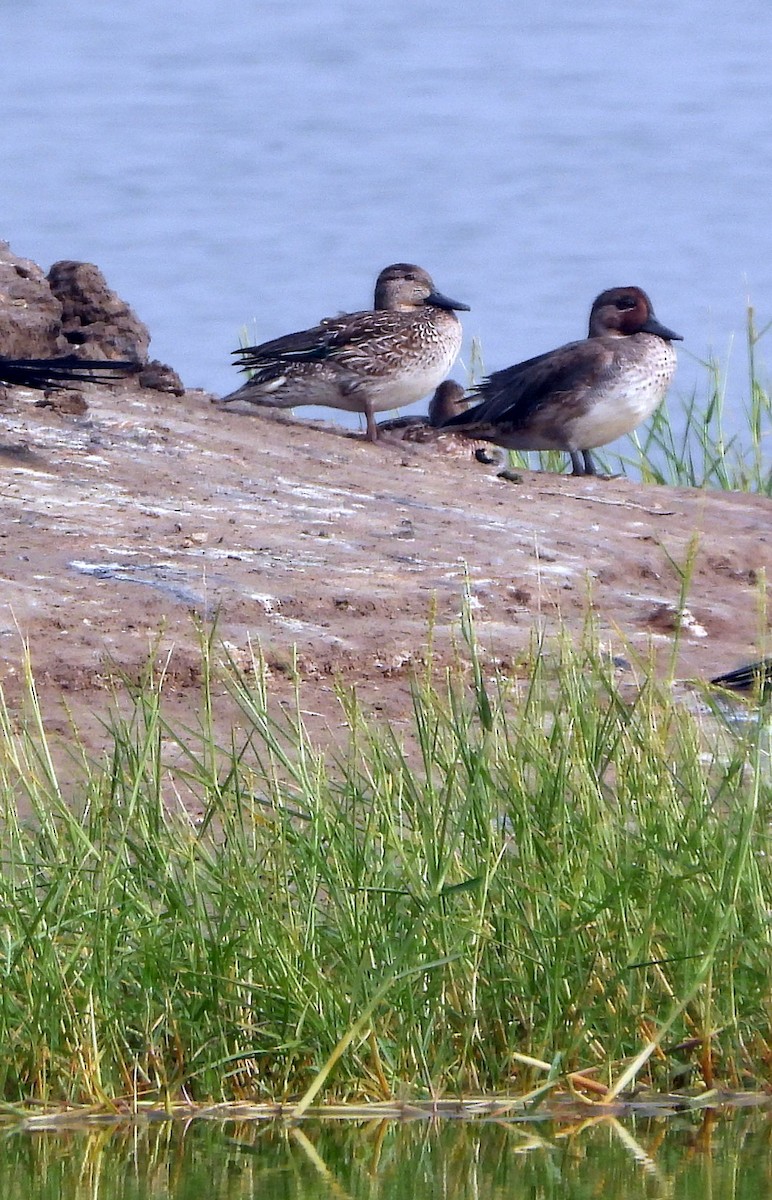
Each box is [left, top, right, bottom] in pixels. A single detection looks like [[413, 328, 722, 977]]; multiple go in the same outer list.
[[364, 400, 379, 443], [569, 449, 598, 476]]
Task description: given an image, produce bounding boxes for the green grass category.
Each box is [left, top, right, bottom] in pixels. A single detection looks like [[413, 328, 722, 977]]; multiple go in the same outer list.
[[0, 620, 770, 1109], [3, 316, 772, 1111]]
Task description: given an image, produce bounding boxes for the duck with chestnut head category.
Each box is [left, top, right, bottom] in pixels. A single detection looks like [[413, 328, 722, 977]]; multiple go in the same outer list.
[[441, 286, 682, 476]]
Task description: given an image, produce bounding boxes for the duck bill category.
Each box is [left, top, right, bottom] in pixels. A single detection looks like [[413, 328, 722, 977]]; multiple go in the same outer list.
[[426, 289, 470, 312], [641, 314, 683, 341]]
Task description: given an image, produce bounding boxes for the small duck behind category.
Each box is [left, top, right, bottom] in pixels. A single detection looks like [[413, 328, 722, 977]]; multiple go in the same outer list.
[[441, 286, 682, 476], [375, 381, 500, 462], [375, 379, 469, 437], [217, 263, 469, 442]]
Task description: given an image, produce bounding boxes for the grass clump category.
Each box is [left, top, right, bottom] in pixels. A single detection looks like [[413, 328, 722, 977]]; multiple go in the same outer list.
[[0, 625, 770, 1108]]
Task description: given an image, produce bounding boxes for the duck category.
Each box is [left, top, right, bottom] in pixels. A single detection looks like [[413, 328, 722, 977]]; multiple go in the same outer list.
[[0, 355, 139, 390], [375, 379, 468, 437], [710, 659, 772, 702], [373, 380, 500, 463], [440, 286, 682, 476], [216, 263, 470, 442]]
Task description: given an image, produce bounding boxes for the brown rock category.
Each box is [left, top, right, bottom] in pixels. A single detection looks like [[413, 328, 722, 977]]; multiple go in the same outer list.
[[0, 242, 155, 374], [138, 359, 185, 395], [0, 241, 67, 357], [33, 391, 90, 416], [47, 259, 150, 361]]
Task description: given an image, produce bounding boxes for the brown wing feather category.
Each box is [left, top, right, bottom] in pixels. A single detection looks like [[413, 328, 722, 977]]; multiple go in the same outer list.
[[232, 310, 412, 371], [443, 338, 616, 431]]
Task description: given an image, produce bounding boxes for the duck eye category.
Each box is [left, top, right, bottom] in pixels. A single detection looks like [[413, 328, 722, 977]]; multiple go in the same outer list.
[[616, 296, 637, 311]]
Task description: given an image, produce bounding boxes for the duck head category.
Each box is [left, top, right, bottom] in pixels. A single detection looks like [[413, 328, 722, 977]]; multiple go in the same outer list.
[[428, 380, 468, 426], [588, 286, 683, 342], [374, 263, 470, 313]]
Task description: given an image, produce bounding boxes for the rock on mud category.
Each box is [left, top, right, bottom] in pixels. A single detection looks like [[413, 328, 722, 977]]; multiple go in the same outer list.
[[1, 241, 181, 392], [47, 259, 150, 361]]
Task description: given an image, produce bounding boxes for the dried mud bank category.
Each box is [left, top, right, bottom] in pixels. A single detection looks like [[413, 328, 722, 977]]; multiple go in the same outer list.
[[0, 243, 769, 762]]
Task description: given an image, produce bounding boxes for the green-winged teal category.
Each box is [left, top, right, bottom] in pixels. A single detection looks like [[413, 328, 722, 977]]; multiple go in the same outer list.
[[0, 355, 139, 389], [441, 286, 681, 476], [217, 264, 469, 442]]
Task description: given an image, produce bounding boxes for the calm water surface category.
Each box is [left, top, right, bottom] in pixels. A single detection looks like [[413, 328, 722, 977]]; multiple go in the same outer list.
[[3, 1111, 772, 1200], [2, 0, 772, 440]]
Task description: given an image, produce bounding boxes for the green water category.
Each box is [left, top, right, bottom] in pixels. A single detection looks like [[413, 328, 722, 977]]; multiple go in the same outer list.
[[2, 1109, 772, 1199]]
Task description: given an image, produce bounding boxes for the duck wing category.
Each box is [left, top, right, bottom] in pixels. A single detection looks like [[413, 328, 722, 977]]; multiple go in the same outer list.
[[710, 659, 772, 697], [232, 309, 407, 371], [0, 356, 139, 389], [442, 338, 615, 431]]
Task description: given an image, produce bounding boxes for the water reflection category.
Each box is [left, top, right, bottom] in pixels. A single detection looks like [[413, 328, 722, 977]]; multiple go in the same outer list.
[[3, 1108, 772, 1199]]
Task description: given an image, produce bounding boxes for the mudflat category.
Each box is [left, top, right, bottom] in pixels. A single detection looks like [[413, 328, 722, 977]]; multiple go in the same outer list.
[[0, 239, 768, 780], [0, 375, 768, 761]]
